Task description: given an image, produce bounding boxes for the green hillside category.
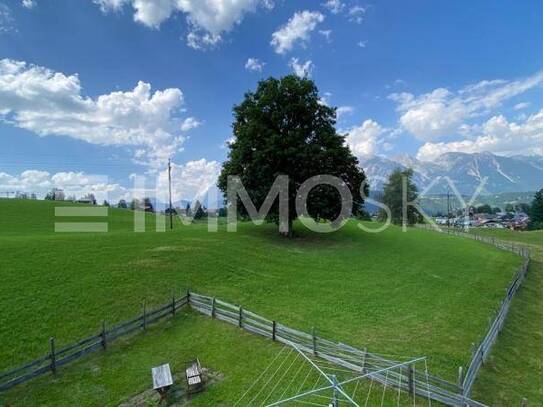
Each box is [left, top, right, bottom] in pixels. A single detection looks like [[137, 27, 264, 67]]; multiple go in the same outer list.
[[462, 228, 543, 406], [0, 199, 523, 405]]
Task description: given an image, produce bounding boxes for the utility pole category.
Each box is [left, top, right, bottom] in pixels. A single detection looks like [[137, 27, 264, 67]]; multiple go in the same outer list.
[[447, 188, 451, 228], [168, 158, 173, 230]]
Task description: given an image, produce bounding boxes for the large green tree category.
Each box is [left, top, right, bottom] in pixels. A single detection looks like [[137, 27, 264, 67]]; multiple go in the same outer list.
[[218, 75, 367, 236], [529, 189, 543, 230], [379, 168, 421, 226]]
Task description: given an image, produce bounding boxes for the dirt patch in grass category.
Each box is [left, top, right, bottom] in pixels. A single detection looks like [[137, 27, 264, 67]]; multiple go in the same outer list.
[[149, 246, 200, 253], [128, 259, 171, 269]]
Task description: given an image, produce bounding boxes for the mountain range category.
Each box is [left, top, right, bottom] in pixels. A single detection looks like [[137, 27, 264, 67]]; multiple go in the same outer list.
[[360, 152, 543, 195]]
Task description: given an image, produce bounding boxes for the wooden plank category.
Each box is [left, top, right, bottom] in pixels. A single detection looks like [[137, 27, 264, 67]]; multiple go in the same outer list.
[[56, 341, 103, 367], [0, 365, 51, 391], [277, 323, 313, 340], [108, 320, 142, 337], [243, 323, 272, 338], [215, 313, 239, 326], [214, 307, 239, 320], [215, 298, 239, 311], [109, 315, 144, 333], [56, 334, 102, 357], [241, 317, 272, 332], [242, 309, 272, 324], [0, 354, 50, 381]]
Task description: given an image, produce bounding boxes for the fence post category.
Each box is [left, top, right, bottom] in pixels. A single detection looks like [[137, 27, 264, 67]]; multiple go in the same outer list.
[[101, 320, 107, 350], [186, 289, 190, 305], [272, 321, 277, 341], [457, 366, 464, 392], [172, 292, 176, 316], [312, 327, 317, 355], [49, 337, 57, 374], [211, 298, 216, 318], [521, 397, 528, 407], [407, 364, 414, 395], [361, 348, 367, 372], [238, 306, 243, 328], [142, 299, 147, 331]]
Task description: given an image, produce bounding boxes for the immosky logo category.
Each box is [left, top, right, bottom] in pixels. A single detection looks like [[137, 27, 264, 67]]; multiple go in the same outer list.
[[54, 173, 488, 234]]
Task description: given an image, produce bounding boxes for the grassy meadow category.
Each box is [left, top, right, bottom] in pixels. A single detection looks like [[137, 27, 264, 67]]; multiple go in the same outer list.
[[0, 199, 524, 405], [464, 228, 543, 406]]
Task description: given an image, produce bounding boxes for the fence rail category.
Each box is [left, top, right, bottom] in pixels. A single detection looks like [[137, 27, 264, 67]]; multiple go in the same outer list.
[[415, 224, 531, 258], [415, 224, 532, 398], [188, 291, 487, 407], [0, 294, 188, 391]]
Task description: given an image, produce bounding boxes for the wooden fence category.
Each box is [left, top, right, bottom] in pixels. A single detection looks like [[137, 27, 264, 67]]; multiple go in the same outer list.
[[415, 224, 532, 398], [462, 256, 530, 395], [188, 291, 487, 407], [415, 224, 531, 259], [1, 288, 489, 406], [0, 294, 188, 391]]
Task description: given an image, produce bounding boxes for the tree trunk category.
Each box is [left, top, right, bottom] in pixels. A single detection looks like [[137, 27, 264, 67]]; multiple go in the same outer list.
[[280, 219, 293, 238]]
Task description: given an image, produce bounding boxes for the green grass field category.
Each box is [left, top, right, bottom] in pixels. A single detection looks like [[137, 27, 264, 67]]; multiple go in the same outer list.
[[464, 228, 543, 406], [0, 199, 524, 405]]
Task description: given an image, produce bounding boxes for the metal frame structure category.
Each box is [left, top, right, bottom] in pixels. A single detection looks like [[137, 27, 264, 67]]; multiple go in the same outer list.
[[264, 341, 426, 407]]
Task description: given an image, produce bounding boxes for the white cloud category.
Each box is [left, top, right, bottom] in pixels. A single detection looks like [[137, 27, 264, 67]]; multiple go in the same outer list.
[[318, 91, 332, 106], [186, 30, 222, 50], [357, 40, 367, 48], [336, 105, 354, 118], [382, 142, 394, 152], [95, 0, 268, 49], [514, 102, 530, 111], [322, 0, 344, 14], [1, 159, 221, 203], [323, 1, 365, 24], [245, 57, 265, 73], [348, 5, 365, 23], [271, 10, 324, 54], [0, 169, 129, 201], [345, 119, 384, 159], [93, 0, 127, 12], [0, 3, 16, 33], [220, 135, 236, 149], [318, 29, 332, 42], [416, 110, 543, 161], [389, 70, 543, 141], [289, 58, 314, 78], [156, 158, 220, 202], [260, 0, 274, 10], [21, 0, 36, 9], [0, 59, 200, 168], [180, 116, 202, 132]]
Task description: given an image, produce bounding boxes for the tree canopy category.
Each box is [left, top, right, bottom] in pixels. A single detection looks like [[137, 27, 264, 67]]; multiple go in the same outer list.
[[529, 189, 543, 229], [379, 168, 421, 226], [218, 75, 367, 236], [475, 204, 493, 214]]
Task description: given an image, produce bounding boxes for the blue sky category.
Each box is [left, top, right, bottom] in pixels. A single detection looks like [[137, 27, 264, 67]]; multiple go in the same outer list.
[[1, 0, 543, 202]]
